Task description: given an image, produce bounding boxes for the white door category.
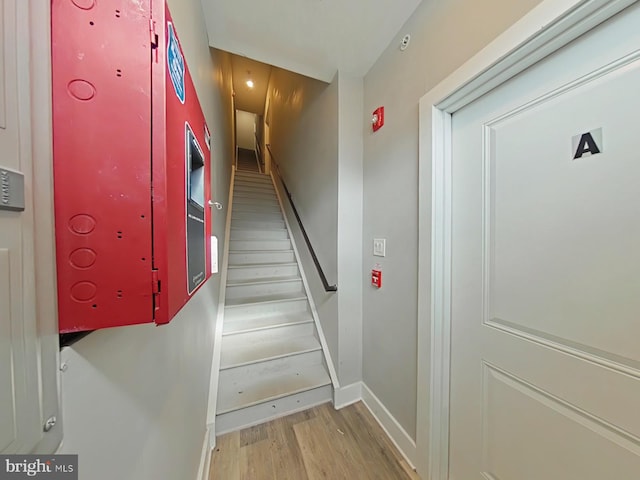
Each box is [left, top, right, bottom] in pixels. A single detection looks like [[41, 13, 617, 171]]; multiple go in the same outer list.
[[0, 0, 46, 453], [449, 4, 640, 479]]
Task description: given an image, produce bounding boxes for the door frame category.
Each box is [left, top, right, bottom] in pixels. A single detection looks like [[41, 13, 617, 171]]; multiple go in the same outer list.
[[416, 0, 638, 477]]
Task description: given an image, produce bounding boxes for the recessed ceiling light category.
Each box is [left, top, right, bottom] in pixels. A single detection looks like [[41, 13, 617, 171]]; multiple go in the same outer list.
[[246, 79, 254, 88]]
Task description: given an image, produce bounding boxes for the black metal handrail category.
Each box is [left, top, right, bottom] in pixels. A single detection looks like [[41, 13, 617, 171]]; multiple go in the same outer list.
[[254, 133, 263, 173], [266, 144, 337, 292]]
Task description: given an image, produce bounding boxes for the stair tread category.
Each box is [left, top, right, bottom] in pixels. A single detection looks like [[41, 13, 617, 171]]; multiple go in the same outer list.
[[231, 220, 284, 225], [234, 181, 274, 187], [232, 196, 278, 201], [235, 179, 271, 183], [230, 242, 289, 247], [231, 217, 283, 223], [234, 189, 276, 195], [230, 228, 288, 236], [227, 275, 301, 287], [233, 210, 282, 218], [221, 333, 321, 369], [233, 196, 277, 201], [216, 363, 331, 414], [228, 249, 293, 254], [234, 191, 276, 196], [225, 290, 306, 307], [228, 262, 297, 270], [234, 184, 273, 188], [223, 311, 313, 334], [234, 183, 275, 188], [232, 216, 283, 222], [233, 192, 278, 203], [232, 205, 281, 211], [235, 173, 270, 178]]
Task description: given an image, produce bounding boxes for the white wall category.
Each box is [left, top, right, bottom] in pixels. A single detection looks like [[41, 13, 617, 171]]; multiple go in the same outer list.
[[265, 69, 365, 392], [362, 0, 543, 444], [57, 2, 234, 479], [336, 72, 364, 387], [235, 110, 256, 150], [265, 68, 341, 376]]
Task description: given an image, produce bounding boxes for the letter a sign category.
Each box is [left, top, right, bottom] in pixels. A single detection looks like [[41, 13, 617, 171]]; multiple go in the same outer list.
[[572, 128, 603, 160]]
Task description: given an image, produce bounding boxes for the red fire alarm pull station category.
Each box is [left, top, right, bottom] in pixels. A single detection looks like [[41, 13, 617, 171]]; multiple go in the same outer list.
[[372, 107, 384, 132], [52, 0, 212, 332], [371, 267, 382, 288]]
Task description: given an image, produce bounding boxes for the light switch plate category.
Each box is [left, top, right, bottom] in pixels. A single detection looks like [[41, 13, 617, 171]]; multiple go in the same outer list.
[[373, 238, 386, 257]]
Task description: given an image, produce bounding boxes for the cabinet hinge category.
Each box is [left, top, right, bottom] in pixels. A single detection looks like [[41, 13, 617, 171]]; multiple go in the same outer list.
[[152, 269, 161, 315], [150, 18, 159, 50], [152, 269, 161, 294]]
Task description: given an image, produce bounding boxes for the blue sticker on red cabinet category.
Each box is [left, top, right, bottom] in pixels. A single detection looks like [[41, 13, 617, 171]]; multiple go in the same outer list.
[[167, 22, 185, 104]]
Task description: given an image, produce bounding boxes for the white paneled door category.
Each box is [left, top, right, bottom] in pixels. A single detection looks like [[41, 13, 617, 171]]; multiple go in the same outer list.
[[0, 0, 46, 453], [449, 4, 640, 479]]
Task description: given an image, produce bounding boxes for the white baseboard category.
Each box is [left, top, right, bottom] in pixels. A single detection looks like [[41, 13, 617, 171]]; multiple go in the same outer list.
[[333, 382, 362, 409], [361, 383, 417, 470], [197, 428, 213, 480], [208, 424, 216, 450]]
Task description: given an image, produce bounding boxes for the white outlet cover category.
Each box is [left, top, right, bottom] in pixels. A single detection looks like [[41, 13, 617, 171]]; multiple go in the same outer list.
[[373, 238, 386, 257]]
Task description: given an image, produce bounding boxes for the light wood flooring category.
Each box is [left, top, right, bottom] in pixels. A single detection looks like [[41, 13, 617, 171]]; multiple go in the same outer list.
[[209, 401, 420, 480]]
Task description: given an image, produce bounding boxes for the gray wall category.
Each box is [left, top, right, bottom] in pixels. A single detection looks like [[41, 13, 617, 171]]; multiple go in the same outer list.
[[265, 69, 341, 373], [336, 72, 364, 387], [362, 0, 543, 441], [57, 2, 234, 479], [235, 110, 256, 150]]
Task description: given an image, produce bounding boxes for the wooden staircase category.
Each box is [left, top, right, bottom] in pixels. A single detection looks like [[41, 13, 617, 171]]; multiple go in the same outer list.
[[215, 170, 333, 434]]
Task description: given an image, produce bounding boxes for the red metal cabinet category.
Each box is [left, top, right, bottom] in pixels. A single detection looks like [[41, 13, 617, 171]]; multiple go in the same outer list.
[[52, 0, 211, 332]]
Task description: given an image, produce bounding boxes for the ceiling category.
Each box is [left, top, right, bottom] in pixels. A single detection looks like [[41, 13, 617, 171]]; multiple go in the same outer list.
[[201, 0, 423, 83], [230, 55, 272, 115]]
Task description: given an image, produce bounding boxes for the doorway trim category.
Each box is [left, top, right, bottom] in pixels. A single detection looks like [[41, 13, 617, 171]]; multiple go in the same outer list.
[[416, 0, 638, 477]]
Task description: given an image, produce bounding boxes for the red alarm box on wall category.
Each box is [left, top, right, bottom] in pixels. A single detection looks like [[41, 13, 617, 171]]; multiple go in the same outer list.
[[52, 0, 212, 332]]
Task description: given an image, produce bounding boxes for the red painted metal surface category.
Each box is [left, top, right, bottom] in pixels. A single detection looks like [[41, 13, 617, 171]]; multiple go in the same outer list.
[[151, 3, 211, 324], [52, 0, 211, 332], [52, 0, 154, 332]]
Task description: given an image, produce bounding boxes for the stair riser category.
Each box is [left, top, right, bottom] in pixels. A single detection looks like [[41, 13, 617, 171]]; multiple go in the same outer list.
[[219, 348, 324, 383], [232, 204, 282, 214], [227, 264, 299, 281], [229, 239, 291, 251], [236, 172, 271, 181], [232, 212, 283, 223], [215, 386, 332, 435], [234, 184, 273, 191], [234, 189, 276, 198], [234, 184, 276, 193], [232, 197, 279, 207], [233, 195, 278, 205], [234, 183, 275, 192], [234, 179, 273, 187], [232, 210, 283, 219], [228, 251, 295, 265], [231, 220, 285, 230], [224, 298, 308, 320], [223, 311, 313, 335], [230, 229, 289, 240], [223, 322, 316, 346], [225, 279, 304, 299]]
